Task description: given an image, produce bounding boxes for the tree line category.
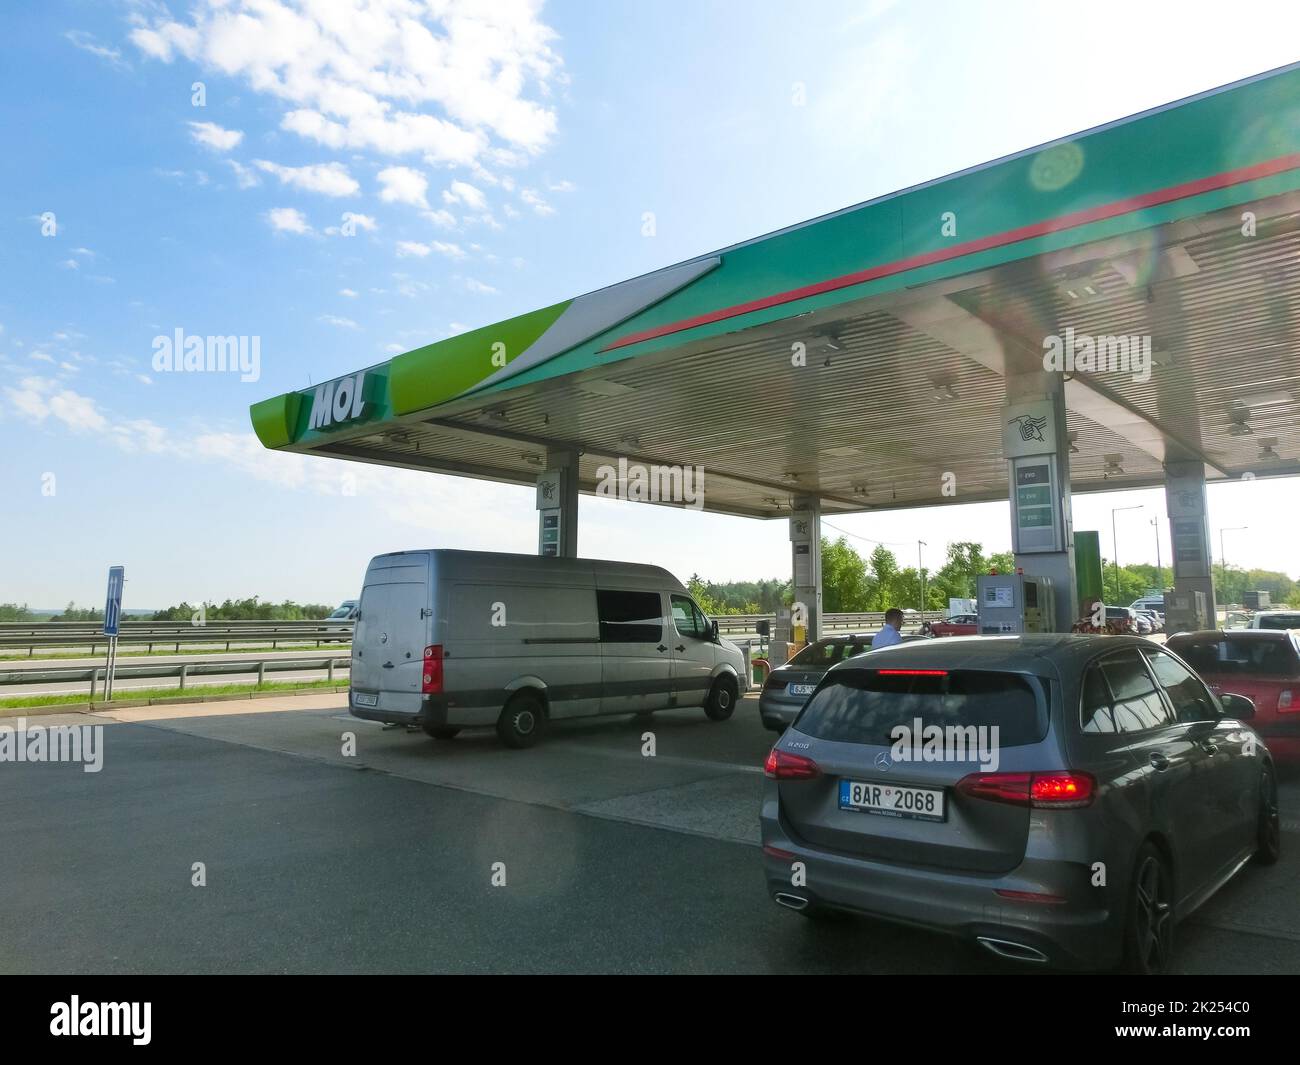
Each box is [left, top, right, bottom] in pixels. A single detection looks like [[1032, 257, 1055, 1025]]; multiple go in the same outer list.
[[0, 598, 336, 623], [688, 538, 1298, 615]]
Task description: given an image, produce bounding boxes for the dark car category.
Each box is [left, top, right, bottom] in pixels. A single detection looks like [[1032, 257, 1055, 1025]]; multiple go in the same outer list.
[[759, 633, 928, 733], [1167, 630, 1300, 762], [761, 635, 1279, 972]]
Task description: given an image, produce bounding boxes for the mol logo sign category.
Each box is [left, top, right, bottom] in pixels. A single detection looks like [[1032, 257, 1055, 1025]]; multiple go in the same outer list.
[[308, 371, 370, 431]]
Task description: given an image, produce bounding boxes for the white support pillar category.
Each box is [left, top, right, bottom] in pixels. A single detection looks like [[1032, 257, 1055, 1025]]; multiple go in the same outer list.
[[1003, 371, 1077, 633], [789, 498, 823, 643], [536, 449, 579, 558], [1163, 460, 1217, 630]]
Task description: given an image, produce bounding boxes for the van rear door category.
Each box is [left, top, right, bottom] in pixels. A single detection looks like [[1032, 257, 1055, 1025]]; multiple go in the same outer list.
[[352, 555, 430, 717]]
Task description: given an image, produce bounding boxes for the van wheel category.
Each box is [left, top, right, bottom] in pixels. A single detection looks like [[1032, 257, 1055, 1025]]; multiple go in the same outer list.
[[422, 724, 460, 740], [497, 692, 545, 749], [704, 677, 737, 722], [1121, 843, 1175, 974], [1254, 764, 1281, 865]]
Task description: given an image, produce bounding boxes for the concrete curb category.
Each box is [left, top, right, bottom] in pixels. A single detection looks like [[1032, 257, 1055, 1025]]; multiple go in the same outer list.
[[2, 686, 349, 718]]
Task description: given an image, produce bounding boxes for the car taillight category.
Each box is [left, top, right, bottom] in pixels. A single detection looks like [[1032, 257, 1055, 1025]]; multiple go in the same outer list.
[[1279, 689, 1295, 712], [764, 748, 821, 780], [956, 770, 1094, 808], [763, 672, 785, 690], [422, 645, 443, 694]]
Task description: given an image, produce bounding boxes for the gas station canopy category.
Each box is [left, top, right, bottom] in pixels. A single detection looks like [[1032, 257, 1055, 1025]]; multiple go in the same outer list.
[[252, 62, 1300, 520]]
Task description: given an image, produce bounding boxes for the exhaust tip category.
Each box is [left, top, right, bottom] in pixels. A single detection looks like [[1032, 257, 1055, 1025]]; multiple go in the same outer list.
[[773, 893, 809, 912], [976, 936, 1048, 964]]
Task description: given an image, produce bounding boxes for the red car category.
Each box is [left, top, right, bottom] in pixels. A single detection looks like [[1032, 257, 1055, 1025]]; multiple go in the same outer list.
[[923, 613, 979, 637], [1166, 629, 1300, 762]]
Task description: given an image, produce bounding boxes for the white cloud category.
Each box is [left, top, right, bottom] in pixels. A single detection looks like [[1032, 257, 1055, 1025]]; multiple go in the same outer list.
[[254, 159, 359, 196], [128, 1, 562, 166], [319, 314, 359, 329], [109, 419, 170, 454], [265, 207, 312, 234], [520, 188, 554, 215], [395, 240, 431, 258], [431, 241, 465, 259], [188, 120, 244, 151], [66, 30, 128, 70], [465, 278, 497, 295], [339, 288, 358, 298], [30, 352, 55, 363], [377, 166, 429, 208], [227, 160, 260, 188], [443, 180, 487, 211], [549, 179, 575, 193], [4, 376, 107, 432], [423, 208, 457, 228]]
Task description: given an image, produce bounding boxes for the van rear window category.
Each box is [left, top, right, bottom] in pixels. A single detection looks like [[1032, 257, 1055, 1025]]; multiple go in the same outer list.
[[597, 590, 662, 643], [793, 669, 1048, 748]]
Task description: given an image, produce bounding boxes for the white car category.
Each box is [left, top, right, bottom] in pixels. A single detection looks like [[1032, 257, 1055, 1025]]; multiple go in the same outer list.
[[1250, 610, 1300, 630]]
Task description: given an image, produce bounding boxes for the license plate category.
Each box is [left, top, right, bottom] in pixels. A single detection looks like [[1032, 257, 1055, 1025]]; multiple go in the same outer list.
[[787, 683, 816, 697], [353, 692, 378, 707], [839, 779, 945, 822]]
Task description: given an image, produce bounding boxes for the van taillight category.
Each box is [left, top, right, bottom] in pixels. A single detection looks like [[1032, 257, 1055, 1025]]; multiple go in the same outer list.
[[422, 645, 443, 694], [956, 770, 1095, 808], [764, 748, 821, 780]]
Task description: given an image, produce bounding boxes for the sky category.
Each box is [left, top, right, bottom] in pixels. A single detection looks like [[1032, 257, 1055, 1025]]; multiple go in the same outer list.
[[2, 0, 1299, 610]]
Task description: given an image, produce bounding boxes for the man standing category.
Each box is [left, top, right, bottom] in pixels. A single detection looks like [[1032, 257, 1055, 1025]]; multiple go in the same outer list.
[[872, 608, 905, 649]]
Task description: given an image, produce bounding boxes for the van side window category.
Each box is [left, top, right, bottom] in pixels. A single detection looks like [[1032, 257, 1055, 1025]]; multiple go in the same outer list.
[[597, 590, 663, 643], [1080, 665, 1115, 734], [1100, 651, 1171, 733], [671, 595, 709, 639]]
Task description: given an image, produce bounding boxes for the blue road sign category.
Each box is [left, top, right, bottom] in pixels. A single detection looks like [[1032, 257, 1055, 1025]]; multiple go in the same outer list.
[[104, 566, 125, 636]]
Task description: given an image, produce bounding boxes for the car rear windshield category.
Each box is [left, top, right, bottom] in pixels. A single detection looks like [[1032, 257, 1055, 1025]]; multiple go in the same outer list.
[[793, 669, 1049, 748], [1256, 614, 1300, 630], [788, 640, 866, 667], [1169, 636, 1300, 677]]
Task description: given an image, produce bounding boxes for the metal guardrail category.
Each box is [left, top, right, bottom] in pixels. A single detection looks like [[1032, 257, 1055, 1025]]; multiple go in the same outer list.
[[0, 656, 350, 701], [0, 625, 353, 656], [1, 611, 953, 654]]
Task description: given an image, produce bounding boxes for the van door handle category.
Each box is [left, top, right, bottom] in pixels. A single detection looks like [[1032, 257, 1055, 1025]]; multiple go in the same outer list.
[[675, 644, 686, 652], [1148, 751, 1170, 771], [656, 645, 667, 653], [382, 661, 395, 669]]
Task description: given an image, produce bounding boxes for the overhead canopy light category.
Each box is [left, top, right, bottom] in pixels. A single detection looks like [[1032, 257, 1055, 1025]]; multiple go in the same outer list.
[[930, 379, 958, 403], [575, 377, 635, 397]]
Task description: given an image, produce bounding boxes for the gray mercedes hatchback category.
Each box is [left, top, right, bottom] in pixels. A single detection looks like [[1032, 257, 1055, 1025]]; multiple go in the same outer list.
[[760, 635, 1281, 972]]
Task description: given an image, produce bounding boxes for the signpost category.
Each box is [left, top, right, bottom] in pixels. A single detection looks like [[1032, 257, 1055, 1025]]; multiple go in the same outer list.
[[103, 566, 124, 701]]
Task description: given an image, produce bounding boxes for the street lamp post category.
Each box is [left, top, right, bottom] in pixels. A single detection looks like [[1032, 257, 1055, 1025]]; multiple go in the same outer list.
[[1151, 516, 1163, 593], [918, 540, 927, 616], [1111, 505, 1144, 603], [1219, 526, 1248, 605]]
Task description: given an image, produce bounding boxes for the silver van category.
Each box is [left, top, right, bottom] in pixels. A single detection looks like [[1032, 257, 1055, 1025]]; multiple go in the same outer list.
[[348, 549, 748, 747]]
